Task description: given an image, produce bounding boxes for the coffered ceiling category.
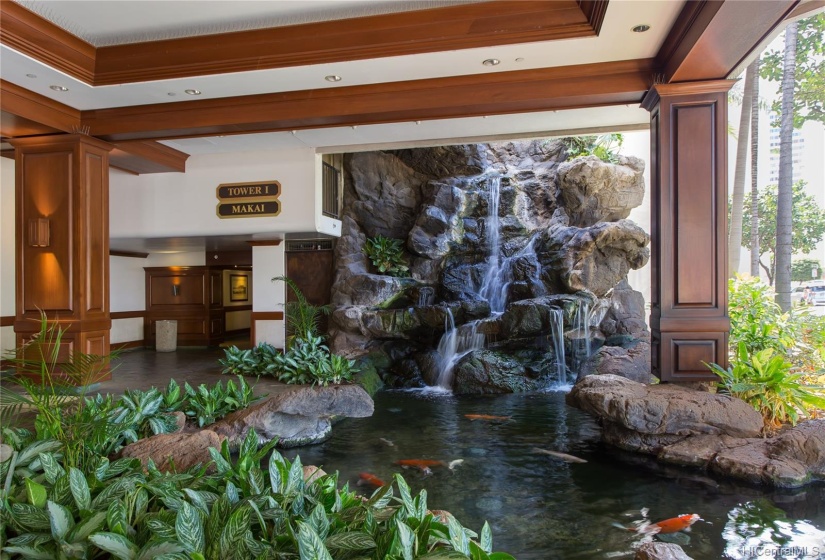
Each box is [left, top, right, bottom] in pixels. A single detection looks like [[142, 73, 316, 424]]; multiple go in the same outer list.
[[0, 0, 807, 172]]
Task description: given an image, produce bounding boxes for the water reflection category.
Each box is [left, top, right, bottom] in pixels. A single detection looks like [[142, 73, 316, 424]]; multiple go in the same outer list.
[[282, 391, 825, 559], [723, 499, 825, 559]]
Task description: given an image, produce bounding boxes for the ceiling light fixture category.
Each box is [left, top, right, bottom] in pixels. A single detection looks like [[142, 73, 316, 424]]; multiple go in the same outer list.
[[482, 58, 500, 67], [167, 92, 177, 96], [184, 89, 201, 95], [49, 85, 68, 92], [415, 121, 421, 125], [26, 73, 37, 78], [325, 75, 342, 82], [351, 126, 358, 130], [631, 24, 651, 33], [515, 58, 525, 63]]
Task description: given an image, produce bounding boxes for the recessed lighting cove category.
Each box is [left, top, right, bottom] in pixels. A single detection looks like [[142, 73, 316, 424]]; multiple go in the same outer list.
[[325, 75, 342, 82], [632, 24, 651, 33], [49, 85, 68, 92], [184, 89, 202, 95], [482, 58, 500, 67]]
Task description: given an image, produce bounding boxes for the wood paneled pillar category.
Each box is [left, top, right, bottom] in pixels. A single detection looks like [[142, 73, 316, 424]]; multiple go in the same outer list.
[[10, 134, 114, 379], [642, 81, 734, 382]]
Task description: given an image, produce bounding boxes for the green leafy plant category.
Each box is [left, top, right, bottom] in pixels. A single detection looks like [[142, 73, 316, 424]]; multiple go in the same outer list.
[[709, 342, 825, 430], [217, 346, 262, 375], [183, 376, 258, 427], [561, 133, 624, 163], [273, 275, 331, 345], [363, 235, 410, 278]]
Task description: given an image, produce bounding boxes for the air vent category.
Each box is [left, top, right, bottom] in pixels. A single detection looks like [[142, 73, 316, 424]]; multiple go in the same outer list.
[[286, 240, 334, 252]]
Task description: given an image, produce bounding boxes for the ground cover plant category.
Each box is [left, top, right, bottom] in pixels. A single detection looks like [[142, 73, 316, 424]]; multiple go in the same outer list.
[[709, 277, 825, 430], [363, 235, 410, 278]]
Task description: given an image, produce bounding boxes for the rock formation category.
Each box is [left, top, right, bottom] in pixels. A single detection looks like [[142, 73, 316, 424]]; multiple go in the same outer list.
[[330, 140, 651, 392], [568, 375, 825, 488]]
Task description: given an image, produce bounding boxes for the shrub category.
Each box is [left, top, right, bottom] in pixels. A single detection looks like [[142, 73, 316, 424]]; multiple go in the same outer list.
[[273, 275, 331, 345], [561, 133, 624, 163], [364, 235, 410, 277]]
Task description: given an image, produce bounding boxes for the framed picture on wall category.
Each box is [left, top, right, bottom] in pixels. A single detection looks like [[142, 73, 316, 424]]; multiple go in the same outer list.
[[230, 274, 248, 302]]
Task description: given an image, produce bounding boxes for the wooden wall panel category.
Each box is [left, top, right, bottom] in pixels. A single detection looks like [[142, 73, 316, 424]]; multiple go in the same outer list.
[[84, 150, 108, 314], [642, 81, 732, 382]]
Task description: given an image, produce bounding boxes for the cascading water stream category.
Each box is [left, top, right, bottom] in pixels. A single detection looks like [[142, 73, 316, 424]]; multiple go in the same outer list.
[[418, 287, 435, 307], [435, 309, 485, 389], [548, 308, 566, 385], [478, 174, 506, 314], [571, 300, 591, 372]]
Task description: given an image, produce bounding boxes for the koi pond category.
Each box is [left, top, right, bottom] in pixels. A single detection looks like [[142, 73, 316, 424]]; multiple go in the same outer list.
[[283, 390, 825, 560]]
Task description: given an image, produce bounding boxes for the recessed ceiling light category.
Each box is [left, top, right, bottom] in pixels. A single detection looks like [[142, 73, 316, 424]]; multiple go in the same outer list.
[[26, 73, 37, 78], [184, 89, 201, 95], [515, 58, 525, 63], [482, 58, 500, 67], [415, 121, 421, 125], [325, 75, 342, 82], [351, 126, 358, 130], [631, 24, 651, 33], [49, 85, 68, 92], [167, 92, 177, 97]]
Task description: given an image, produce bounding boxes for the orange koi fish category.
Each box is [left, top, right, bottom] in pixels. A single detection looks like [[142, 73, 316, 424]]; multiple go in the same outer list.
[[464, 414, 511, 422], [650, 514, 701, 534], [357, 472, 386, 488], [394, 459, 446, 472]]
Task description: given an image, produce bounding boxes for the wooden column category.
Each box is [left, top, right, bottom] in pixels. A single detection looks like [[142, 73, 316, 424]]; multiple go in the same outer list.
[[642, 81, 734, 382], [11, 134, 114, 380]]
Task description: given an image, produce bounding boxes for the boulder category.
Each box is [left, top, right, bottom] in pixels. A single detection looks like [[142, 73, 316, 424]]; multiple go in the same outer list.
[[567, 374, 763, 438], [303, 465, 327, 484], [0, 443, 13, 463], [211, 385, 374, 448], [120, 430, 225, 472], [635, 542, 693, 560], [558, 155, 645, 228], [601, 279, 648, 337], [578, 339, 654, 384], [453, 350, 549, 394]]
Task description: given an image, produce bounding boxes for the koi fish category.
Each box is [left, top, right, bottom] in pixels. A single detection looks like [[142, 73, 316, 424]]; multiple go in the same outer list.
[[615, 514, 700, 535], [464, 414, 511, 422], [357, 472, 386, 488], [379, 438, 395, 447], [532, 447, 588, 464], [394, 459, 446, 472], [447, 459, 464, 471]]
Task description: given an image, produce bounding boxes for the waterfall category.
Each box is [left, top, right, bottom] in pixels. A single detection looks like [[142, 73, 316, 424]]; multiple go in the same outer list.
[[418, 287, 435, 307], [548, 308, 566, 384], [435, 309, 485, 389], [571, 300, 591, 371], [479, 174, 507, 314]]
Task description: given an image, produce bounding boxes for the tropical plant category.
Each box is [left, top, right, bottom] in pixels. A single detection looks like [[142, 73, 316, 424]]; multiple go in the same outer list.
[[0, 313, 120, 470], [218, 346, 262, 375], [183, 376, 258, 427], [363, 235, 410, 277], [561, 133, 624, 163], [0, 427, 514, 560], [791, 258, 822, 282], [273, 275, 331, 345], [710, 342, 825, 430], [727, 277, 795, 356]]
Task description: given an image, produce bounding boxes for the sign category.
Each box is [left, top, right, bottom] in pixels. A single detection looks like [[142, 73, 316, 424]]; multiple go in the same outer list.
[[216, 180, 281, 219], [217, 200, 281, 218], [216, 181, 280, 200]]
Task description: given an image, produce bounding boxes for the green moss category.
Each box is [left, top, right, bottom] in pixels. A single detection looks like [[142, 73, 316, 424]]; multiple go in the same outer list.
[[353, 362, 384, 397]]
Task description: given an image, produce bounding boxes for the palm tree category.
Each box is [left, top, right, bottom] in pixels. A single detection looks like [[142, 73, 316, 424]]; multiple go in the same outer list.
[[749, 56, 761, 278], [774, 23, 797, 311], [729, 60, 757, 276]]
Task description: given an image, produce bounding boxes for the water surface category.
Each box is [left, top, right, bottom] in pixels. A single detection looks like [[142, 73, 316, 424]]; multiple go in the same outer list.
[[284, 390, 825, 559]]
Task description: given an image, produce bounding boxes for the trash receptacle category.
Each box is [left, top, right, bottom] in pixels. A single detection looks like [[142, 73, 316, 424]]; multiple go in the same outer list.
[[156, 320, 178, 352]]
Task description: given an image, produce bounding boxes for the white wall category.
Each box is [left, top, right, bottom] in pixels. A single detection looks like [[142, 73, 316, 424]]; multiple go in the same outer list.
[[253, 245, 285, 348], [621, 130, 652, 314], [0, 157, 16, 357], [110, 149, 323, 240]]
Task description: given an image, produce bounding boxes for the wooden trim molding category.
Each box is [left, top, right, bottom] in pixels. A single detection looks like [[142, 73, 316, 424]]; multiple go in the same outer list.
[[226, 305, 253, 313], [109, 141, 189, 174], [111, 310, 147, 320], [0, 1, 96, 84], [250, 312, 285, 321], [0, 316, 14, 327], [0, 80, 80, 134], [110, 250, 150, 259], [246, 240, 282, 247], [84, 58, 653, 142], [112, 340, 145, 351]]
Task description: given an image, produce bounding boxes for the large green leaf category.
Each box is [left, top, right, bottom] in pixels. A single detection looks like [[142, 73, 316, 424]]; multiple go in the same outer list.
[[268, 451, 284, 493], [38, 452, 65, 484], [107, 499, 130, 537], [16, 440, 62, 467], [11, 503, 50, 532], [136, 539, 185, 560], [175, 501, 204, 554], [324, 532, 376, 551], [1, 545, 55, 559], [447, 515, 470, 555], [218, 504, 251, 557], [67, 511, 107, 543], [47, 500, 74, 542], [25, 478, 48, 508], [69, 467, 91, 512], [308, 504, 330, 541], [296, 522, 333, 560], [89, 532, 139, 560], [396, 520, 415, 560], [479, 522, 492, 553]]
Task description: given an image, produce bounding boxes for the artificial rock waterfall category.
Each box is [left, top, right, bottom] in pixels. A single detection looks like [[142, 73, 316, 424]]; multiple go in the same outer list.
[[330, 141, 651, 394]]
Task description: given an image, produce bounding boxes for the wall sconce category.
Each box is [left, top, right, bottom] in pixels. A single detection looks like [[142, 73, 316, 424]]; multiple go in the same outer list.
[[28, 218, 50, 247], [172, 284, 181, 296]]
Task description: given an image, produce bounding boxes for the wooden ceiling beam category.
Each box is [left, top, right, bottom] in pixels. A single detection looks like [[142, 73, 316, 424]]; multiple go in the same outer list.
[[656, 0, 799, 83], [83, 58, 653, 142], [0, 79, 80, 134], [110, 140, 189, 174]]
